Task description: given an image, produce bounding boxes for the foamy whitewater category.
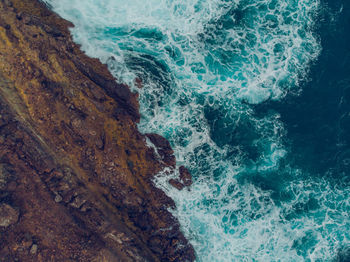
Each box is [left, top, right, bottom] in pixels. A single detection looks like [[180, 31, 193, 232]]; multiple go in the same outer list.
[[44, 0, 350, 260]]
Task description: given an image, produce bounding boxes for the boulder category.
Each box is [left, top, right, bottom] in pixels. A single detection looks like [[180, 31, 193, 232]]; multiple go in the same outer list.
[[0, 204, 19, 228]]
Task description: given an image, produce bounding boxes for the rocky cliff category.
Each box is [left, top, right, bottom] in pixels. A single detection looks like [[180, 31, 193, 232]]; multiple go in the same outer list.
[[0, 0, 195, 261]]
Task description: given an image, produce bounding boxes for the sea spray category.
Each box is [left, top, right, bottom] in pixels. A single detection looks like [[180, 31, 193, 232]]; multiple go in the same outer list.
[[44, 0, 350, 260]]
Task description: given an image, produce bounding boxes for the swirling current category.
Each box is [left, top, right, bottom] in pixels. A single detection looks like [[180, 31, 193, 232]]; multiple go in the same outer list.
[[43, 0, 350, 261]]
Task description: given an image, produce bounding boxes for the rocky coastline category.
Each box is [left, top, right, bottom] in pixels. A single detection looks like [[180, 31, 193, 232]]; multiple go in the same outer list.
[[0, 0, 195, 261]]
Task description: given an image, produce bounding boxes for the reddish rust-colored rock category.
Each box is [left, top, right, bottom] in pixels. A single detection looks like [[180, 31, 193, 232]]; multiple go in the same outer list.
[[0, 0, 195, 261]]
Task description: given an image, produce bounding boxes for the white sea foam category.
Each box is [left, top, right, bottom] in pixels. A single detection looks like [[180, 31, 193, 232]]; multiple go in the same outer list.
[[43, 0, 350, 261]]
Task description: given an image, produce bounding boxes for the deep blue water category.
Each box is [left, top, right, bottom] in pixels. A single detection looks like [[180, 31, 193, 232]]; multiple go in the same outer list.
[[45, 0, 350, 260], [262, 0, 350, 178]]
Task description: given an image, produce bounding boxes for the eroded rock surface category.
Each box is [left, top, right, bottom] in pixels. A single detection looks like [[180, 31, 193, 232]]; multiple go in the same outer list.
[[0, 0, 195, 261], [0, 203, 19, 228]]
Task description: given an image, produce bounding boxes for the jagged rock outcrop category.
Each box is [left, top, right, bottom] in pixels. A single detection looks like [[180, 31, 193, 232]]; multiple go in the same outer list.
[[0, 0, 195, 261]]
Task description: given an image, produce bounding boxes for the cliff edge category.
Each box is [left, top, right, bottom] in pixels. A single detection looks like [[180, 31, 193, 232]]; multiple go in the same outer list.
[[0, 0, 195, 261]]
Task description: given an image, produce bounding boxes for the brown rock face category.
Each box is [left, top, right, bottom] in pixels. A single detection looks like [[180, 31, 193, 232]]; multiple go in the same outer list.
[[0, 0, 195, 261]]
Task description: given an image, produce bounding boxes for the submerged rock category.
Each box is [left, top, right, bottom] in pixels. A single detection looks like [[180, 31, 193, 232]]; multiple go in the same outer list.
[[169, 178, 185, 190], [179, 166, 193, 187], [169, 166, 193, 191]]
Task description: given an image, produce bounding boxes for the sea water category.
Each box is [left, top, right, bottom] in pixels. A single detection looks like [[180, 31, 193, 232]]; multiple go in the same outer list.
[[43, 0, 350, 260]]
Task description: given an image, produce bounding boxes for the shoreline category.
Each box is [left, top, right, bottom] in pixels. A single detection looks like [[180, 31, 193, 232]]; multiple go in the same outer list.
[[0, 0, 195, 261]]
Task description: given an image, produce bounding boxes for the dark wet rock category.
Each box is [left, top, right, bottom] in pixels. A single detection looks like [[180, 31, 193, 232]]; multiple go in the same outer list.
[[169, 166, 192, 190], [179, 166, 193, 187], [146, 133, 176, 167], [169, 178, 185, 190]]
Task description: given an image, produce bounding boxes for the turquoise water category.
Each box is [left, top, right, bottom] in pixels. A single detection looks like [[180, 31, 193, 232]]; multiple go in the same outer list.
[[44, 0, 350, 260]]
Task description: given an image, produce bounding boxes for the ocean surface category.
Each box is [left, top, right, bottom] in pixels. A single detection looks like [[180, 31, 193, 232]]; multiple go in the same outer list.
[[44, 0, 350, 260]]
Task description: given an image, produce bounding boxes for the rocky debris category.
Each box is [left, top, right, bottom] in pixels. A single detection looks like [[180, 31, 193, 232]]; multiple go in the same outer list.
[[29, 244, 37, 255], [135, 77, 143, 89], [146, 133, 176, 167], [179, 166, 193, 186], [54, 194, 62, 203], [0, 204, 19, 228], [0, 165, 9, 191], [169, 178, 185, 190], [0, 0, 195, 261], [169, 166, 193, 191]]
